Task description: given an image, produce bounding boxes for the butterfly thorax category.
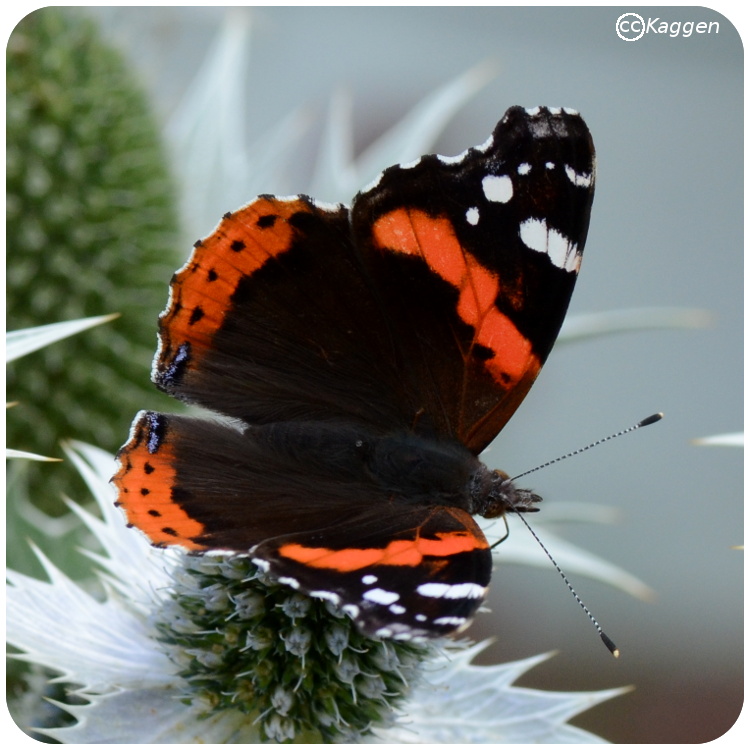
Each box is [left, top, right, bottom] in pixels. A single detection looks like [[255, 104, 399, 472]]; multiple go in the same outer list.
[[369, 433, 542, 519]]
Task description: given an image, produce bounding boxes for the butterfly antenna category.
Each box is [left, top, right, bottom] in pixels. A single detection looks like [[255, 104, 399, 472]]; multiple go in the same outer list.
[[508, 413, 663, 658], [510, 413, 663, 484], [513, 509, 619, 657]]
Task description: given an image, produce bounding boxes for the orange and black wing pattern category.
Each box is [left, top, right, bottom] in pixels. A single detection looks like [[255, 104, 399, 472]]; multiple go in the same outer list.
[[114, 106, 595, 640]]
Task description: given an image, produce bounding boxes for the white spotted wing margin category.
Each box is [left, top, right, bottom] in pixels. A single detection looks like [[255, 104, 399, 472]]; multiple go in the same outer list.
[[252, 504, 493, 642]]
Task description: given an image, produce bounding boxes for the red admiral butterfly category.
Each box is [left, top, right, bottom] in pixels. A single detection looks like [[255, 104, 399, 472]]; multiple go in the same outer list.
[[114, 105, 595, 640]]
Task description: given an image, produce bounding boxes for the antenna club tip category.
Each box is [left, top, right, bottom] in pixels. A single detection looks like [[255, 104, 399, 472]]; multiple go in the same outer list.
[[600, 632, 619, 657], [640, 413, 664, 427]]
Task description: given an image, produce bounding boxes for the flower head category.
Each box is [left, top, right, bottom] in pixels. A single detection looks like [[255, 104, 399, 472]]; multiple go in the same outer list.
[[7, 442, 624, 742]]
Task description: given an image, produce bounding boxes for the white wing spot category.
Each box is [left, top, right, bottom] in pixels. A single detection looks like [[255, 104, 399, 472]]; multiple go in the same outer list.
[[519, 218, 580, 272], [417, 582, 450, 598], [565, 251, 582, 273], [310, 590, 341, 605], [482, 174, 513, 203], [251, 558, 270, 572], [363, 588, 400, 605], [519, 218, 549, 254], [278, 576, 299, 590], [517, 162, 531, 175], [361, 574, 378, 585], [466, 207, 480, 225], [416, 582, 486, 599], [433, 616, 467, 627], [389, 604, 406, 615], [342, 604, 360, 618], [565, 164, 593, 187]]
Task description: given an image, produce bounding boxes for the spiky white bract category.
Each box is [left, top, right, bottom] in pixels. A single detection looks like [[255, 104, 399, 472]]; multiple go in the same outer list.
[[5, 449, 62, 461], [560, 307, 712, 343], [374, 644, 627, 743], [693, 432, 743, 447], [6, 316, 119, 461], [6, 314, 120, 363]]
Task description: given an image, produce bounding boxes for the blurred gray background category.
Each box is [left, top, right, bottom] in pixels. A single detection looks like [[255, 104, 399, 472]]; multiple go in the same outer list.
[[88, 7, 743, 743]]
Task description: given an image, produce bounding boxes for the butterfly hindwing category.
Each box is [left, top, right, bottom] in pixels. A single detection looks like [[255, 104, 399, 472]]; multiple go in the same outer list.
[[114, 410, 491, 638], [254, 504, 492, 640], [115, 410, 400, 551]]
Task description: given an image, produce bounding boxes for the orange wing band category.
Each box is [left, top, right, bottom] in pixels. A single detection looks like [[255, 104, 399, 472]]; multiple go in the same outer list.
[[372, 208, 540, 387], [113, 414, 206, 551], [279, 529, 487, 573], [158, 197, 314, 373]]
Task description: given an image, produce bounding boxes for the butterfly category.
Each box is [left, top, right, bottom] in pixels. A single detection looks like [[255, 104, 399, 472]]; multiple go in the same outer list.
[[113, 105, 595, 640]]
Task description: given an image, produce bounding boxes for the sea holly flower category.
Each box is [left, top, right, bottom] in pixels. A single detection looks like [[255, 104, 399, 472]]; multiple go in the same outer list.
[[7, 442, 625, 743]]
